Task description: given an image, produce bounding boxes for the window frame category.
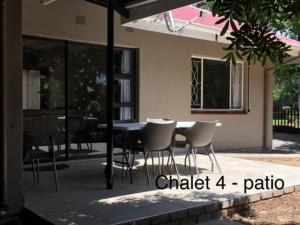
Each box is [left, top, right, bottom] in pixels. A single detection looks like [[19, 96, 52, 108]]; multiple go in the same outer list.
[[191, 56, 244, 112]]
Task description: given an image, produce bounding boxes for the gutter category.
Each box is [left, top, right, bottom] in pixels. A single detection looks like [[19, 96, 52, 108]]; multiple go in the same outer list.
[[0, 0, 8, 216]]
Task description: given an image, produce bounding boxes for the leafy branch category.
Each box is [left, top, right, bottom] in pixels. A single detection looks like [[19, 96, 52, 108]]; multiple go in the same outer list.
[[206, 0, 300, 65]]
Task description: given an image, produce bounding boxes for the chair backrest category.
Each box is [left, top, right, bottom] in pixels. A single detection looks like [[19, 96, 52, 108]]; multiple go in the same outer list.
[[24, 115, 58, 146], [183, 121, 217, 148], [69, 117, 82, 134], [141, 121, 176, 151]]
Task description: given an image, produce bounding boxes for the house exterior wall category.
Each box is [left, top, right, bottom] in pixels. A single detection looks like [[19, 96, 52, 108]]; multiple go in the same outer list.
[[22, 0, 267, 150]]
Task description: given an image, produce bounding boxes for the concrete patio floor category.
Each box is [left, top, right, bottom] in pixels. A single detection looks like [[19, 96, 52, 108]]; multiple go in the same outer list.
[[23, 150, 300, 225]]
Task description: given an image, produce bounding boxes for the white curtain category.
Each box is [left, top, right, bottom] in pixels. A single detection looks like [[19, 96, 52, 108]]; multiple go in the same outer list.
[[120, 50, 132, 119], [120, 79, 131, 119], [121, 50, 131, 74], [23, 70, 41, 109], [231, 64, 242, 109], [120, 107, 131, 120]]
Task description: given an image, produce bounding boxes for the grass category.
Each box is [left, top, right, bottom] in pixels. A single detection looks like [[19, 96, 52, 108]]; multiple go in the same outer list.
[[273, 119, 300, 128]]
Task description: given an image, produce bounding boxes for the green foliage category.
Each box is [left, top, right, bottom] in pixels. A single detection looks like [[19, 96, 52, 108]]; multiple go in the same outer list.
[[273, 64, 300, 107], [204, 0, 300, 66]]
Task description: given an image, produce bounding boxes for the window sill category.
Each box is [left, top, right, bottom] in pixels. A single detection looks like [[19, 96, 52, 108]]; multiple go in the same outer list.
[[191, 110, 248, 115]]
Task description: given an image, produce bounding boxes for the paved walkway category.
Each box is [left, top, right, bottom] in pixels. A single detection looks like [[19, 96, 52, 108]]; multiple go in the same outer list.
[[273, 132, 300, 153]]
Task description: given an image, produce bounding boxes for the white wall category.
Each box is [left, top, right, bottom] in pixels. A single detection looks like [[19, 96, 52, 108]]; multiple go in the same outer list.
[[22, 0, 266, 150]]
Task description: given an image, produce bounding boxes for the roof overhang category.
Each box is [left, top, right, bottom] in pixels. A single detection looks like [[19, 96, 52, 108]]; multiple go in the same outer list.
[[122, 0, 202, 22], [85, 0, 202, 22], [123, 7, 300, 57]]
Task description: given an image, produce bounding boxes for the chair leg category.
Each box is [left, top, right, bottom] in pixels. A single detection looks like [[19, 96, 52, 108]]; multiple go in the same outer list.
[[205, 146, 214, 172], [162, 151, 165, 173], [124, 150, 133, 184], [50, 135, 58, 192], [166, 152, 171, 166], [36, 158, 40, 184], [184, 153, 188, 167], [121, 149, 125, 179], [151, 152, 155, 175], [184, 151, 192, 170], [191, 148, 199, 177], [158, 152, 161, 174], [188, 151, 192, 172], [52, 158, 58, 192], [32, 158, 36, 183], [170, 152, 180, 182], [209, 144, 222, 174], [143, 152, 150, 185]]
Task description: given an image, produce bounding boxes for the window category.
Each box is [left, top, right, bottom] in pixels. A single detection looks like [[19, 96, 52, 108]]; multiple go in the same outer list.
[[191, 57, 243, 111]]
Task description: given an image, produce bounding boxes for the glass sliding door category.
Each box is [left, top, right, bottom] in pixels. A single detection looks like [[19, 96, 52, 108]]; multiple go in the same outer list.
[[23, 37, 66, 159], [23, 36, 138, 159], [68, 43, 107, 155]]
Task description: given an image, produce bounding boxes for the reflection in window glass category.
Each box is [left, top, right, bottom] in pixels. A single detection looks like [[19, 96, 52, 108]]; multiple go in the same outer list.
[[68, 44, 107, 121], [203, 59, 230, 109], [23, 38, 65, 110], [231, 63, 243, 109]]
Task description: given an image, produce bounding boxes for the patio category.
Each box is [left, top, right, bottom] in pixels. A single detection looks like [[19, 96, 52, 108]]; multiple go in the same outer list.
[[23, 150, 300, 225]]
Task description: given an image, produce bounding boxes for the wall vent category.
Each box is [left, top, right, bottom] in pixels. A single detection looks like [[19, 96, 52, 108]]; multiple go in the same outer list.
[[75, 15, 86, 25]]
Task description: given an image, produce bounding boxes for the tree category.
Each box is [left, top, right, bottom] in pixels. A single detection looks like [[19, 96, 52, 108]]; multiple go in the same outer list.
[[273, 64, 300, 108], [204, 0, 300, 66]]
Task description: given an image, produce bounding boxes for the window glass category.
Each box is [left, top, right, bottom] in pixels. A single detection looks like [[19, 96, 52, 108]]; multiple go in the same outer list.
[[231, 63, 243, 109], [23, 38, 66, 157], [203, 59, 230, 109], [23, 38, 65, 110], [68, 43, 107, 122]]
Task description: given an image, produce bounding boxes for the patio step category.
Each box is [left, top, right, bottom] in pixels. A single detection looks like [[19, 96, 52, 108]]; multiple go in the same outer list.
[[116, 185, 300, 225], [197, 219, 243, 225]]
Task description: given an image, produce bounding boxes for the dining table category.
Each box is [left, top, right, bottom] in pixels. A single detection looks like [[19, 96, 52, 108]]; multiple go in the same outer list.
[[99, 121, 222, 184], [97, 121, 221, 131]]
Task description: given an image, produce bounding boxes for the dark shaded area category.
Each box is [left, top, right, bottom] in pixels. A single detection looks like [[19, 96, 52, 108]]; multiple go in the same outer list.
[[0, 208, 53, 225]]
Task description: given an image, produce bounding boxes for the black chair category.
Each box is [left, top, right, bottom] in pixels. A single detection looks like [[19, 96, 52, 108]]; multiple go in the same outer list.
[[23, 116, 60, 191]]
